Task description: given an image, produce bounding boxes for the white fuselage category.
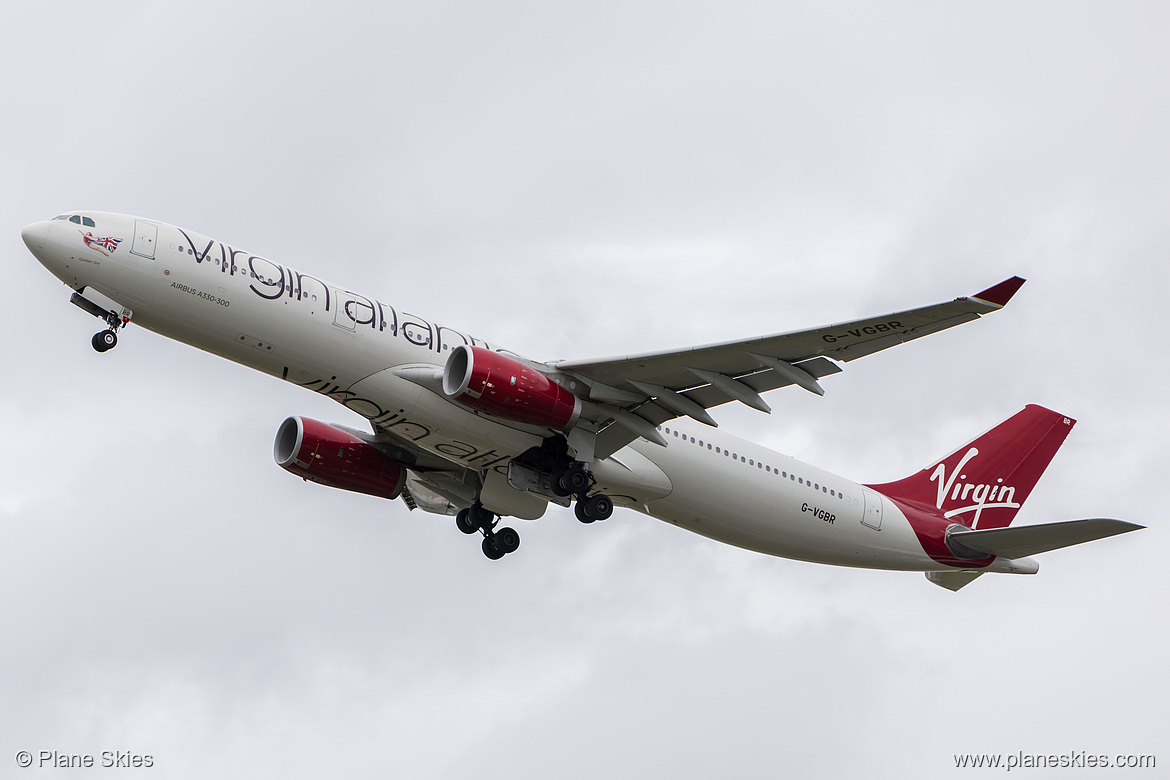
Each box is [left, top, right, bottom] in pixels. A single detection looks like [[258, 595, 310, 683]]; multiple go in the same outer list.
[[23, 211, 1004, 572]]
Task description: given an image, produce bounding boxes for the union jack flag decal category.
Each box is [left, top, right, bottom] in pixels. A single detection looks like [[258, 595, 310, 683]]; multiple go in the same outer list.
[[81, 230, 123, 256]]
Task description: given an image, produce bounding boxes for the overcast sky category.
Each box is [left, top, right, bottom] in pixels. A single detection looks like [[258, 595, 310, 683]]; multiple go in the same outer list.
[[2, 2, 1166, 778]]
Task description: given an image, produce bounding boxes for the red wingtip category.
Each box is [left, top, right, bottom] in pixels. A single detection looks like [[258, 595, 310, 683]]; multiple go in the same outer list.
[[973, 276, 1026, 307]]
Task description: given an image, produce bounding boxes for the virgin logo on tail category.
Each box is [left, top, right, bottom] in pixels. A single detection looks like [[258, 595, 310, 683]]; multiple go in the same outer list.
[[929, 447, 1019, 528]]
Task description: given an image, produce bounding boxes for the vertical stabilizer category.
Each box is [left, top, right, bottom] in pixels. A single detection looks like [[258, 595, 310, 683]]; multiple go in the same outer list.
[[868, 405, 1076, 530]]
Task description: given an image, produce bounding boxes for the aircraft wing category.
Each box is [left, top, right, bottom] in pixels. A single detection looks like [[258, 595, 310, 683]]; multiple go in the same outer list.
[[553, 277, 1025, 458]]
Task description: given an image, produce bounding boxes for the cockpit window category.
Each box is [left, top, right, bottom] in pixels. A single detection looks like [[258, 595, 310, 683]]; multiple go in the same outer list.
[[69, 215, 82, 224], [82, 217, 95, 227], [53, 214, 71, 221]]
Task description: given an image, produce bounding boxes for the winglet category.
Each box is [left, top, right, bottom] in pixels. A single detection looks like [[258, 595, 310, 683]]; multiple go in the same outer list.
[[972, 276, 1026, 307]]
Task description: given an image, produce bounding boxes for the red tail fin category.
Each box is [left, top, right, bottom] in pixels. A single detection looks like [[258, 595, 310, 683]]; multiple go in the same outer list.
[[867, 405, 1076, 530]]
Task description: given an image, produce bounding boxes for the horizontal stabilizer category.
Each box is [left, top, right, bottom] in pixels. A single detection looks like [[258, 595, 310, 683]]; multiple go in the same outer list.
[[948, 518, 1144, 560]]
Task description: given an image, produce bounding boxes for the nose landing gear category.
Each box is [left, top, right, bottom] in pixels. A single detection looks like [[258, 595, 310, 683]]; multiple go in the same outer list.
[[69, 291, 129, 353], [91, 328, 118, 352]]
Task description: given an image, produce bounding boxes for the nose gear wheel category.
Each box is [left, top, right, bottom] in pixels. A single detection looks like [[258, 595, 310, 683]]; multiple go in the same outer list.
[[92, 329, 118, 352], [91, 310, 126, 352]]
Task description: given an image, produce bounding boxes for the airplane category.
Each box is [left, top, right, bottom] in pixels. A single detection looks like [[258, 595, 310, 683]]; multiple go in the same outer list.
[[21, 211, 1142, 590]]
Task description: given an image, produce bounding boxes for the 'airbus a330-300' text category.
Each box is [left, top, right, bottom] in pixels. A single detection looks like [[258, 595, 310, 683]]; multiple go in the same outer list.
[[22, 211, 1142, 590]]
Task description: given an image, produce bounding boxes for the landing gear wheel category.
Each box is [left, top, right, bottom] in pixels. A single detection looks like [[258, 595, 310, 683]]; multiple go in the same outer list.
[[585, 494, 613, 521], [575, 501, 596, 524], [92, 329, 117, 352], [575, 494, 614, 523], [493, 527, 521, 554], [558, 464, 590, 495], [455, 508, 478, 535], [482, 536, 505, 560]]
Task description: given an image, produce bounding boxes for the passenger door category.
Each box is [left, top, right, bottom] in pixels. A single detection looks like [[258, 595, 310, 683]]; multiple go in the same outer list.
[[861, 488, 883, 530], [130, 221, 158, 259]]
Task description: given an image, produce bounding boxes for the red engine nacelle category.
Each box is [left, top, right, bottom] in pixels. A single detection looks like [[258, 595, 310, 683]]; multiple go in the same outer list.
[[274, 416, 405, 500], [442, 345, 581, 431]]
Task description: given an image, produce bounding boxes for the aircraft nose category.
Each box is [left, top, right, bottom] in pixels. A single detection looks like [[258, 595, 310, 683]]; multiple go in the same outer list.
[[21, 221, 48, 252]]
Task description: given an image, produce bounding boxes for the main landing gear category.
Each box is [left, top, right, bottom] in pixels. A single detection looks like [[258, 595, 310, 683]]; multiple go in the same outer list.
[[455, 458, 614, 560], [554, 462, 614, 524], [456, 502, 521, 560]]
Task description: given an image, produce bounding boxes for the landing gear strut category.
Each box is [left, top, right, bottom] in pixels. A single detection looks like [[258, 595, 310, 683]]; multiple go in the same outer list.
[[456, 502, 521, 560]]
